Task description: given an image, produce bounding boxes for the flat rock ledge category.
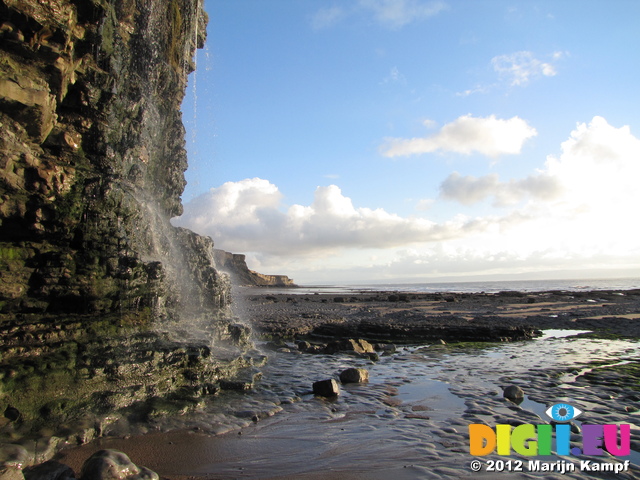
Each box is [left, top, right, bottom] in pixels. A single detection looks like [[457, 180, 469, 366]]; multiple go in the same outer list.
[[241, 289, 640, 342]]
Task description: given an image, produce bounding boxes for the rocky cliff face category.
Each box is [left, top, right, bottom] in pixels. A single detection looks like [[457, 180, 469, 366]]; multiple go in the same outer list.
[[0, 0, 252, 435], [213, 249, 296, 288]]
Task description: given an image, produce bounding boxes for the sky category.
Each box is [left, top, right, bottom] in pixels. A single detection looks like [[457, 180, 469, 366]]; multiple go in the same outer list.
[[173, 0, 640, 285]]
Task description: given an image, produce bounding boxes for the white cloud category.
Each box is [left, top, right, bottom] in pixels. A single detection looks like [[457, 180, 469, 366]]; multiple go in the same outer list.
[[543, 116, 640, 211], [174, 117, 640, 283], [458, 51, 566, 96], [310, 6, 346, 30], [415, 198, 435, 211], [380, 114, 537, 158], [439, 116, 640, 211], [310, 0, 447, 30], [439, 172, 562, 206], [491, 51, 560, 86], [455, 84, 493, 97], [381, 66, 407, 85], [358, 0, 448, 29], [174, 180, 487, 256]]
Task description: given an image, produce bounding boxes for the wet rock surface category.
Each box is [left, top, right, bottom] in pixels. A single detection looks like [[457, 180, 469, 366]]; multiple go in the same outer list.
[[0, 0, 254, 459], [340, 367, 369, 384], [48, 333, 640, 479], [238, 288, 640, 342]]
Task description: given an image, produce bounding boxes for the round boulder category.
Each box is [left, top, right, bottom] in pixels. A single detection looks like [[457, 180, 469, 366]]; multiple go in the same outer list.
[[80, 450, 159, 480], [0, 443, 28, 468], [503, 385, 525, 404]]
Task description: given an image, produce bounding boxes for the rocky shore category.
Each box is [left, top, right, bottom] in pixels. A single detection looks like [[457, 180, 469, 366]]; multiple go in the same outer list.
[[2, 287, 640, 478], [237, 287, 640, 342], [49, 293, 640, 479]]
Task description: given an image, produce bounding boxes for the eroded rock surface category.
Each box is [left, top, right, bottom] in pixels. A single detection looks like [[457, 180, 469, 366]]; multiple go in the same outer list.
[[0, 0, 251, 443]]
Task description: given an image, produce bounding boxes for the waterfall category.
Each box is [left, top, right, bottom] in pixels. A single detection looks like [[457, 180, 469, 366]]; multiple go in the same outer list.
[[130, 185, 226, 347]]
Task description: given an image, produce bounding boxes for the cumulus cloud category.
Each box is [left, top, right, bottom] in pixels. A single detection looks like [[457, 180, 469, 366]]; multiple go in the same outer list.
[[491, 51, 562, 86], [175, 116, 640, 283], [543, 116, 640, 211], [439, 172, 562, 207], [174, 179, 487, 256], [439, 116, 640, 210], [310, 0, 447, 30], [380, 114, 537, 158]]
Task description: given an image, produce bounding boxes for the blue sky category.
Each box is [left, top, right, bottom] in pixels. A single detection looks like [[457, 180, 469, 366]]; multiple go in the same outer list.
[[174, 0, 640, 284]]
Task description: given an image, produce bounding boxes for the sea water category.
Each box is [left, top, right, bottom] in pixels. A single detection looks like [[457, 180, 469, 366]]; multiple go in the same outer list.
[[248, 277, 640, 296]]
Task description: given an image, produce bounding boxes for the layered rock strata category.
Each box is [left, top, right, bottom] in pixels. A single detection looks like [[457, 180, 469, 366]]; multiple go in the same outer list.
[[0, 0, 252, 439], [213, 249, 296, 287]]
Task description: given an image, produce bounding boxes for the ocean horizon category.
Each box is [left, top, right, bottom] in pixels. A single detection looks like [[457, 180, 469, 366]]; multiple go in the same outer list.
[[240, 276, 640, 295]]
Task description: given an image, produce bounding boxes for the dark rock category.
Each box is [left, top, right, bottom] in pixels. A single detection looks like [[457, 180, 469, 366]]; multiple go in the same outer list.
[[0, 443, 28, 468], [503, 385, 525, 404], [324, 339, 375, 355], [23, 461, 75, 480], [80, 450, 158, 480], [339, 368, 369, 384], [219, 369, 262, 391], [3, 407, 20, 422], [375, 343, 397, 354], [312, 379, 340, 397], [0, 0, 256, 434]]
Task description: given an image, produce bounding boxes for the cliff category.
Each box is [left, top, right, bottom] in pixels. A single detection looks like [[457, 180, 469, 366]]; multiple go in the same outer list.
[[213, 249, 296, 287], [0, 0, 254, 438]]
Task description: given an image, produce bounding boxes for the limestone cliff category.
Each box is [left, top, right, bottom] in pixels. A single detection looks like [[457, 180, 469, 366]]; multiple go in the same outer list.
[[0, 0, 253, 434], [213, 249, 296, 288]]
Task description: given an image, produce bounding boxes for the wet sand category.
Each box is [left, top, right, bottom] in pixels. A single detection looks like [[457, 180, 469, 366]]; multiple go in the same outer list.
[[54, 288, 640, 479]]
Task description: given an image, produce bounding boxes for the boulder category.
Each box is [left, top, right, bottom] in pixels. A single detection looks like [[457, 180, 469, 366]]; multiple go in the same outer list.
[[0, 444, 28, 468], [339, 368, 369, 384], [324, 339, 375, 355], [503, 385, 525, 404], [23, 461, 75, 480], [296, 341, 311, 351], [312, 379, 340, 397], [0, 467, 24, 480], [80, 450, 158, 480]]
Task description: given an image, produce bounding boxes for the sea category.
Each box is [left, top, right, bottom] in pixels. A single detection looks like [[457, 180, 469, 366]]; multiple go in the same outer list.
[[247, 276, 640, 295]]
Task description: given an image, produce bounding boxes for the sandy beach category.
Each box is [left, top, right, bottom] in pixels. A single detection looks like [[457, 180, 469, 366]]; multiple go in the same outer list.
[[50, 288, 640, 479]]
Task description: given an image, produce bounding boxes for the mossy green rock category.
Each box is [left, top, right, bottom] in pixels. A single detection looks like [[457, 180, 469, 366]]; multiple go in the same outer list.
[[0, 0, 247, 439]]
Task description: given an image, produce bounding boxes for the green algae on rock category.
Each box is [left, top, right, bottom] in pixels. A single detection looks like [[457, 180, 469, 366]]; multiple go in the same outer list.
[[0, 0, 252, 441]]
